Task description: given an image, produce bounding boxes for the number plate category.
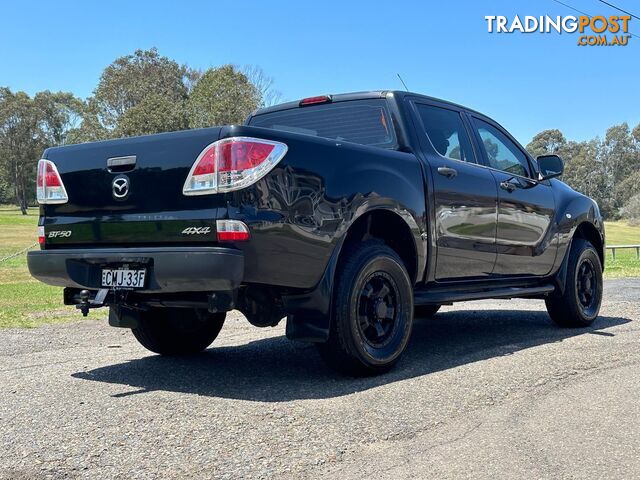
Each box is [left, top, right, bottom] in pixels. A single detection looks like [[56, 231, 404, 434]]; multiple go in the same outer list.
[[101, 269, 146, 288]]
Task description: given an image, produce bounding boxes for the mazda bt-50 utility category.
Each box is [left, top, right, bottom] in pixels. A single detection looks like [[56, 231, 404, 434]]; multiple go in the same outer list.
[[28, 91, 605, 375]]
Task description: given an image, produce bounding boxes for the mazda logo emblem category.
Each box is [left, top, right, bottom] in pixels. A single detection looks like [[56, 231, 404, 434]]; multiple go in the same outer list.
[[112, 175, 130, 200]]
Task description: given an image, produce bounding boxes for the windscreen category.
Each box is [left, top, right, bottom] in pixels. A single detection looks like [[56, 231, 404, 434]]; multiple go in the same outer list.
[[248, 99, 397, 149]]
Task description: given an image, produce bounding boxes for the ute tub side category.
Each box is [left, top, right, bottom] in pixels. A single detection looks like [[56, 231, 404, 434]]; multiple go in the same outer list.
[[214, 125, 426, 343], [218, 125, 427, 291]]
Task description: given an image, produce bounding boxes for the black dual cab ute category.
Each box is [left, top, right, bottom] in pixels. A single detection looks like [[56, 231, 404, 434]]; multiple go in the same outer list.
[[28, 91, 605, 375]]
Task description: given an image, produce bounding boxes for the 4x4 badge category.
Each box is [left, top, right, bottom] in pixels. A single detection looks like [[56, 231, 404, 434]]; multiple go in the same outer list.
[[182, 227, 211, 235]]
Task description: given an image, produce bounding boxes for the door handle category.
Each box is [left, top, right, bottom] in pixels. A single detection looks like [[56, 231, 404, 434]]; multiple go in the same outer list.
[[500, 180, 518, 192], [437, 166, 458, 178]]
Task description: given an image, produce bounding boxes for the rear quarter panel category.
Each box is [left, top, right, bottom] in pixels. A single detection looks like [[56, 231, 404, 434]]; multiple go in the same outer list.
[[221, 125, 426, 289]]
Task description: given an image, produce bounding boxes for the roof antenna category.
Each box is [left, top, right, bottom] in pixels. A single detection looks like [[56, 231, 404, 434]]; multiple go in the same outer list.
[[397, 73, 409, 91]]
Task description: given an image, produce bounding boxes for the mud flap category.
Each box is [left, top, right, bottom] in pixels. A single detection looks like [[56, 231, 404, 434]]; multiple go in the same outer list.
[[282, 239, 344, 343], [108, 305, 140, 329]]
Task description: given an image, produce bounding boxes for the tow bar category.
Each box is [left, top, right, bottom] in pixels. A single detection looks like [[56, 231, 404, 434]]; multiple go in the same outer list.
[[75, 288, 109, 316]]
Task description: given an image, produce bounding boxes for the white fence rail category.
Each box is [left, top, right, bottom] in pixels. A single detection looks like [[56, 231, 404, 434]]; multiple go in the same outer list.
[[606, 245, 640, 260]]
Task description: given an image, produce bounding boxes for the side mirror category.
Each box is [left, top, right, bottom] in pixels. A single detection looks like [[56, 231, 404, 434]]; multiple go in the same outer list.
[[537, 154, 564, 181]]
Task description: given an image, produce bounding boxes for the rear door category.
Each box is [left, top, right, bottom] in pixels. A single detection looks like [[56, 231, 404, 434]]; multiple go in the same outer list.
[[468, 115, 557, 276], [412, 101, 498, 280]]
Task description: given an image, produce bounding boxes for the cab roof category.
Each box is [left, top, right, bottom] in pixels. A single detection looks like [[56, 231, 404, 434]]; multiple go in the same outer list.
[[251, 90, 484, 118]]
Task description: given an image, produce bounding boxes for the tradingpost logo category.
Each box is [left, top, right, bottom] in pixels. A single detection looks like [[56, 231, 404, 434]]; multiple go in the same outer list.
[[485, 15, 633, 46]]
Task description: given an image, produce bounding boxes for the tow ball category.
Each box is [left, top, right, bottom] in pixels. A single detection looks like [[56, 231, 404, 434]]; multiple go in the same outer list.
[[75, 288, 109, 317]]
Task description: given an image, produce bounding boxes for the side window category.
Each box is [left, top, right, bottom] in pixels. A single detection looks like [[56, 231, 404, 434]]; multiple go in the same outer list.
[[415, 104, 476, 163], [473, 118, 531, 177]]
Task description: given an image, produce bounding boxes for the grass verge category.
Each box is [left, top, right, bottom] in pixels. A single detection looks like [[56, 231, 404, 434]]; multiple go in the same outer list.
[[0, 206, 77, 328]]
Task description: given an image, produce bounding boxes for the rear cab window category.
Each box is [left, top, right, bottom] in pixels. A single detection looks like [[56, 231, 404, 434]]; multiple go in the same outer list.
[[248, 99, 397, 149]]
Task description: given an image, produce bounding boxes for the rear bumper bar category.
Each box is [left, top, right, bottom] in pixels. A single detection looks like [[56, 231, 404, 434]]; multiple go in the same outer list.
[[27, 247, 244, 293]]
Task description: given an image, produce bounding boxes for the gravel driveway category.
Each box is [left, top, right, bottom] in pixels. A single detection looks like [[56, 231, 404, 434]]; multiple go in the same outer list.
[[1, 279, 638, 479]]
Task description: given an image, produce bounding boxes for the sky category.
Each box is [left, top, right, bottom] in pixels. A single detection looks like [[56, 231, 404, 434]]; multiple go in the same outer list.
[[1, 0, 639, 146]]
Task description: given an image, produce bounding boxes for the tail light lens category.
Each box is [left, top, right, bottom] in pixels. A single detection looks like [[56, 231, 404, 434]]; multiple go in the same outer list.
[[38, 226, 45, 245], [37, 159, 68, 204], [216, 219, 250, 242], [183, 137, 287, 196]]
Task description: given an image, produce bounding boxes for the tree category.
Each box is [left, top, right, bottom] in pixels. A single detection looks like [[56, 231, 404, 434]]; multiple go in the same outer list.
[[242, 65, 283, 107], [526, 129, 566, 158], [525, 124, 640, 220], [599, 123, 639, 217], [0, 176, 10, 204], [65, 99, 109, 144], [187, 65, 260, 128], [90, 48, 190, 135], [33, 91, 84, 145], [633, 123, 640, 143], [0, 89, 38, 213], [115, 93, 188, 138], [61, 51, 279, 139], [620, 193, 640, 225], [560, 139, 613, 216], [0, 88, 82, 213]]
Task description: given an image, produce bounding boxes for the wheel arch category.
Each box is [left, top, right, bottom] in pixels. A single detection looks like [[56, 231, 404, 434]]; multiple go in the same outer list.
[[554, 219, 605, 295], [574, 221, 605, 268], [283, 206, 425, 343], [338, 207, 423, 284]]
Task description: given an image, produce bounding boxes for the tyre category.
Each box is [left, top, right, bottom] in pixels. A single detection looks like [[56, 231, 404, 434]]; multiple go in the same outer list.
[[546, 238, 603, 327], [317, 241, 414, 376], [132, 307, 226, 355], [414, 304, 441, 318]]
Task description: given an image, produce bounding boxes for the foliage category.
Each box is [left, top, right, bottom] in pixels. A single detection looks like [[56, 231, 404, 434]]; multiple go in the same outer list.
[[0, 177, 10, 203], [0, 89, 83, 212], [92, 48, 190, 131], [620, 193, 640, 226], [242, 65, 283, 107], [526, 124, 640, 220], [65, 99, 109, 144], [187, 65, 260, 128], [115, 93, 188, 137], [526, 129, 566, 157]]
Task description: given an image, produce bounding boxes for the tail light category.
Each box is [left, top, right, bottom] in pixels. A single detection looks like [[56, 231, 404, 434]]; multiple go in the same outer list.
[[216, 219, 250, 242], [37, 159, 68, 204], [38, 226, 45, 246], [183, 137, 287, 196]]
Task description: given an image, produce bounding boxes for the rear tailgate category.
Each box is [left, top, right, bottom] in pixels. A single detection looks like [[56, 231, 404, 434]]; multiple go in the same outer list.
[[42, 127, 224, 247]]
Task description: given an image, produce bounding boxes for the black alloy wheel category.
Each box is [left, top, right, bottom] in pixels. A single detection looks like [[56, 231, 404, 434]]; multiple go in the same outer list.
[[357, 272, 400, 348], [576, 257, 599, 318], [546, 238, 602, 328], [316, 241, 414, 375]]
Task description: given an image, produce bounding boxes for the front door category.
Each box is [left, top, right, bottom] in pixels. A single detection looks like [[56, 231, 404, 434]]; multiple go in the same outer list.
[[470, 116, 557, 276], [413, 102, 498, 280]]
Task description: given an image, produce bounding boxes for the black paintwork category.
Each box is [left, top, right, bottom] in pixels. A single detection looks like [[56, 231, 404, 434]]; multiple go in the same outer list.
[[29, 90, 605, 340], [28, 247, 242, 293]]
